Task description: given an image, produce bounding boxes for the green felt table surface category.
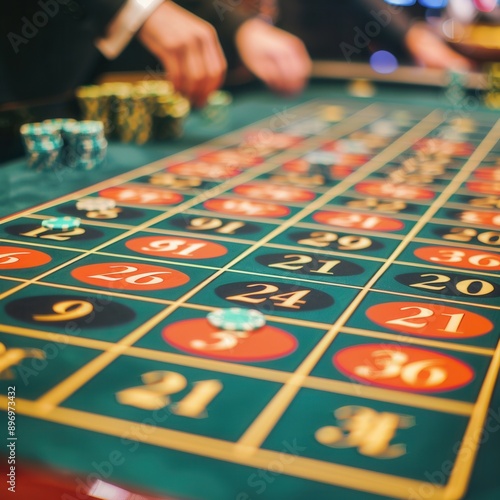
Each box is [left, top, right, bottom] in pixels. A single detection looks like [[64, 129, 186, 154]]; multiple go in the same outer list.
[[1, 80, 483, 217], [0, 80, 499, 500]]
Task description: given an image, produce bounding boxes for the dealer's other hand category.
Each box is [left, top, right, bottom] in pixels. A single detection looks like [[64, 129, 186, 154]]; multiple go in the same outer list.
[[236, 18, 312, 95]]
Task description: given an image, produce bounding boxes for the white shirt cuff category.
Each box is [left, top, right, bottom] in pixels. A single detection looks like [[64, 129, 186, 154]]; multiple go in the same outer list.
[[96, 0, 165, 60]]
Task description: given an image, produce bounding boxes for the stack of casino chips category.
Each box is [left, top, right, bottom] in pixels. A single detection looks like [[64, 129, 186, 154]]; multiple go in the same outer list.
[[20, 119, 107, 171], [61, 120, 108, 170], [19, 122, 64, 171], [201, 90, 232, 126], [485, 62, 500, 109], [76, 80, 190, 143]]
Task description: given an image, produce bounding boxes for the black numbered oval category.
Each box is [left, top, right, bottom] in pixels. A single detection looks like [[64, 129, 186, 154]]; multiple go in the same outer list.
[[170, 216, 261, 235], [289, 231, 383, 252], [256, 253, 364, 277], [433, 226, 500, 248], [5, 295, 136, 328], [59, 205, 146, 221], [215, 281, 334, 312], [5, 224, 103, 241], [395, 272, 500, 298]]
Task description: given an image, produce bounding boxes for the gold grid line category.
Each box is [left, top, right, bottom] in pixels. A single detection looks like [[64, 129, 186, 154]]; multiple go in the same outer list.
[[0, 104, 380, 306], [234, 117, 500, 454], [0, 397, 451, 500], [32, 104, 383, 409]]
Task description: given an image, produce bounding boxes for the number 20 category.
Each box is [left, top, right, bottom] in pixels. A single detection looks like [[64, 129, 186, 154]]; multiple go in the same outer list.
[[410, 274, 495, 296]]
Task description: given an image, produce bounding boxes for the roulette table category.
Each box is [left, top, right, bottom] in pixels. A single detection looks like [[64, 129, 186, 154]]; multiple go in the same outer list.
[[0, 74, 499, 500]]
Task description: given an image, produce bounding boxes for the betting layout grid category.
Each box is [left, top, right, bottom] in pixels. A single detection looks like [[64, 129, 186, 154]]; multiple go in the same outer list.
[[0, 99, 499, 500]]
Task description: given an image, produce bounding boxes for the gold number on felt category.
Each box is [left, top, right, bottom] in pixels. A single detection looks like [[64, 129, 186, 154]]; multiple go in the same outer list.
[[89, 265, 171, 285], [442, 228, 477, 242], [409, 273, 494, 296], [0, 251, 30, 265], [116, 370, 222, 418], [0, 342, 46, 379], [32, 300, 93, 322], [315, 405, 414, 459], [298, 231, 372, 251], [442, 228, 500, 246], [186, 217, 245, 234], [386, 306, 465, 333], [346, 199, 407, 213], [20, 226, 85, 241], [268, 254, 341, 275], [172, 379, 223, 418], [469, 196, 500, 209], [226, 283, 310, 309], [85, 208, 122, 219]]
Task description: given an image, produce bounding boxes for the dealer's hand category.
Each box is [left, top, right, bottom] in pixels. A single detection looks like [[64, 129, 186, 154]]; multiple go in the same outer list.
[[235, 18, 312, 95], [405, 22, 472, 71], [138, 1, 227, 107]]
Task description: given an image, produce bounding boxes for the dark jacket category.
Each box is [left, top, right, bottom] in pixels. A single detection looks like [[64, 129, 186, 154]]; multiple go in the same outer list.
[[0, 0, 251, 105]]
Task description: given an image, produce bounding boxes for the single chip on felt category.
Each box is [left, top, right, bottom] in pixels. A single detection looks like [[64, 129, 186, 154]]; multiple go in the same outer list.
[[347, 79, 375, 98], [41, 216, 81, 231], [369, 120, 399, 137], [76, 197, 116, 211], [304, 151, 339, 165], [207, 307, 265, 332], [321, 105, 344, 122], [202, 91, 232, 124]]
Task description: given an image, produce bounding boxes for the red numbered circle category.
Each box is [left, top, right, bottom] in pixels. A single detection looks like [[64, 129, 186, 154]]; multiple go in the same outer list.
[[283, 160, 356, 179], [204, 198, 290, 218], [412, 138, 473, 157], [99, 186, 183, 206], [313, 211, 404, 231], [322, 143, 369, 165], [355, 181, 435, 200], [233, 183, 315, 202], [458, 210, 500, 227], [126, 236, 228, 260], [162, 318, 297, 362], [333, 344, 474, 392], [466, 181, 500, 196], [199, 149, 262, 168], [244, 131, 302, 150], [414, 246, 500, 271], [366, 301, 493, 338], [71, 262, 189, 290], [474, 167, 500, 181], [0, 246, 51, 269], [166, 161, 241, 180]]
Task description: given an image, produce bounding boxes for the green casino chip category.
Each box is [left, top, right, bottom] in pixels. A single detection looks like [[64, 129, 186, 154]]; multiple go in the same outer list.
[[207, 307, 265, 332], [41, 216, 81, 231]]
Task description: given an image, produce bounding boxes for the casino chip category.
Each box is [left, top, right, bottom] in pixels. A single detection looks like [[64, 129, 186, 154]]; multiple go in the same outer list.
[[42, 217, 81, 231], [304, 151, 339, 165], [347, 78, 376, 98], [202, 90, 232, 125], [76, 197, 116, 211], [20, 122, 64, 171], [207, 308, 265, 332]]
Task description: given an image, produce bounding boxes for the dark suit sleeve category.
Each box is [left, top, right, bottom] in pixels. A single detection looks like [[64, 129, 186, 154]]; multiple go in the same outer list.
[[77, 0, 128, 36], [0, 0, 128, 104], [354, 0, 425, 42], [178, 0, 253, 48]]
